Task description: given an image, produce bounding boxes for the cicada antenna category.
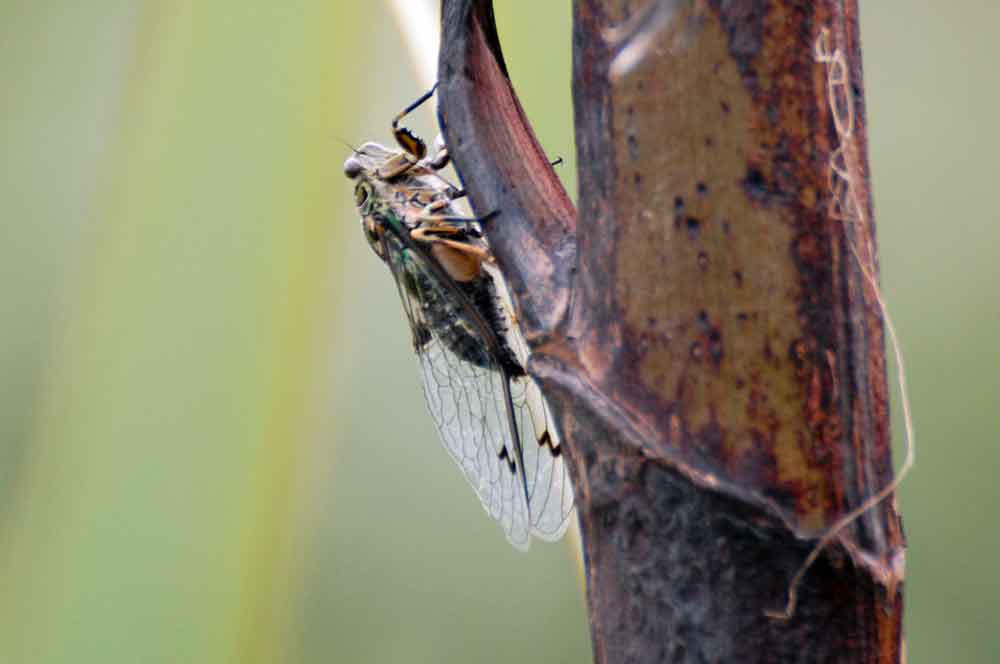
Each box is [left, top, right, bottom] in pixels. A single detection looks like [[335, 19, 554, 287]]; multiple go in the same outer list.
[[336, 137, 362, 155]]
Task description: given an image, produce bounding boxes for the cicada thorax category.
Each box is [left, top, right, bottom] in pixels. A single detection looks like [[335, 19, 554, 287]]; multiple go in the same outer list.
[[392, 235, 524, 378], [357, 154, 524, 378]]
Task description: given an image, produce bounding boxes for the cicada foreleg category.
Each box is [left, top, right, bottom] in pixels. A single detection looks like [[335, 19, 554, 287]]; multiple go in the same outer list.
[[416, 203, 498, 238], [411, 226, 494, 265], [391, 84, 437, 160], [380, 83, 457, 183]]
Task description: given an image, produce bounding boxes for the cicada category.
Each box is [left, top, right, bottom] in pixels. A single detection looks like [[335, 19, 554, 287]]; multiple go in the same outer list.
[[343, 86, 573, 549]]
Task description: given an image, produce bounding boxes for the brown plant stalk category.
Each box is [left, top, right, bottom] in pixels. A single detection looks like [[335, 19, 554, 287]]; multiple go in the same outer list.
[[437, 1, 906, 661]]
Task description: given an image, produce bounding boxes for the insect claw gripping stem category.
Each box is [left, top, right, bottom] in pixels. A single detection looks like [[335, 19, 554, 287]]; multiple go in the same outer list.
[[392, 82, 440, 160], [429, 133, 451, 170]]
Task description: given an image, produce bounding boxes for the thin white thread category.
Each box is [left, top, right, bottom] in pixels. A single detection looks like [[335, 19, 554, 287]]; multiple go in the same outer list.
[[766, 27, 915, 621]]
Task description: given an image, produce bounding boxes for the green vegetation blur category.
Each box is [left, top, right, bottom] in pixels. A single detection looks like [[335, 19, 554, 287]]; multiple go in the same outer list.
[[0, 2, 996, 663]]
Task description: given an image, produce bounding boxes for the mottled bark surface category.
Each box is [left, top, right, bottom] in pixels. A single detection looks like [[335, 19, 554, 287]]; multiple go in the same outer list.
[[438, 1, 904, 662]]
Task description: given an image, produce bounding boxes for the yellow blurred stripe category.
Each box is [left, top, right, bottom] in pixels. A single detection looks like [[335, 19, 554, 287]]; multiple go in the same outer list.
[[0, 2, 343, 662]]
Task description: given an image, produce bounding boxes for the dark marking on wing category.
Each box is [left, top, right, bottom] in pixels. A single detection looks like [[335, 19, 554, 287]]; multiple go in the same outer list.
[[498, 446, 518, 474], [538, 430, 561, 457]]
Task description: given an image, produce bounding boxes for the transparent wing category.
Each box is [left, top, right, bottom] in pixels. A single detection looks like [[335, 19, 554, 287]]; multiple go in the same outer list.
[[487, 264, 575, 542], [509, 374, 575, 542], [382, 231, 572, 549], [416, 328, 533, 549]]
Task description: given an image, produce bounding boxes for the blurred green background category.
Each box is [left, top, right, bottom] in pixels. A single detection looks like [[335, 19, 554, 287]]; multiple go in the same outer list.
[[0, 2, 996, 662]]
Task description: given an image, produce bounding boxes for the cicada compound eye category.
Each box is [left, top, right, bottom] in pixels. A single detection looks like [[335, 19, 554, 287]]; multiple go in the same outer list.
[[343, 155, 363, 179]]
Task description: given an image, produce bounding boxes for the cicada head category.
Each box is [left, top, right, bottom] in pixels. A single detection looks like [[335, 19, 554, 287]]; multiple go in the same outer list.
[[343, 142, 406, 261], [344, 141, 457, 263]]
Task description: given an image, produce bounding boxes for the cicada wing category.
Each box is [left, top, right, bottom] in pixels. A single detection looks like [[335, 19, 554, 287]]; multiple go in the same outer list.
[[381, 230, 533, 549], [510, 375, 575, 541], [417, 337, 533, 550], [486, 262, 575, 541]]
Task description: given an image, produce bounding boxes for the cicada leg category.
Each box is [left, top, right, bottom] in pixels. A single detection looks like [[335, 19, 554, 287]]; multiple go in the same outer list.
[[417, 205, 498, 237], [428, 133, 451, 171], [375, 152, 418, 180], [381, 84, 459, 185], [426, 134, 468, 199], [376, 85, 437, 179], [410, 226, 494, 264], [391, 83, 438, 161]]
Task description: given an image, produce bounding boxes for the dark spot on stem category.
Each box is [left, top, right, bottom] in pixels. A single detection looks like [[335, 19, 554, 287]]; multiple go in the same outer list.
[[627, 133, 639, 160], [743, 166, 769, 203], [708, 329, 724, 364], [686, 216, 701, 239]]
